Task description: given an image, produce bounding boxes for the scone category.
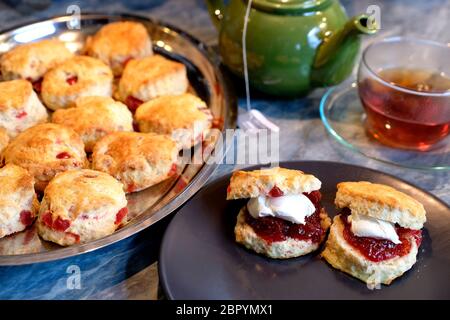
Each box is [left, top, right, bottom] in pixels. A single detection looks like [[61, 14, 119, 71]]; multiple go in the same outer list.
[[0, 39, 73, 91], [0, 128, 10, 154], [92, 132, 179, 193], [135, 93, 213, 149], [41, 55, 113, 110], [0, 80, 48, 138], [84, 21, 153, 76], [322, 181, 426, 288], [0, 164, 39, 238], [227, 167, 331, 259], [52, 96, 133, 152], [2, 123, 88, 192], [116, 54, 188, 111], [36, 169, 128, 246]]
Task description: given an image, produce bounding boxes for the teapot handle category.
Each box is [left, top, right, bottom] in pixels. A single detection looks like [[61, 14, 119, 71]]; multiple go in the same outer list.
[[205, 0, 225, 29]]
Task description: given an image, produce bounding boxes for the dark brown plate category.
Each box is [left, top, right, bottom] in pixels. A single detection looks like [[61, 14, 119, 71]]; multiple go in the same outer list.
[[159, 161, 450, 299]]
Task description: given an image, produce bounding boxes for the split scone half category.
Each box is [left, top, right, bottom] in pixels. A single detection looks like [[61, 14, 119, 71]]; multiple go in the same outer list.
[[0, 80, 48, 138], [135, 93, 213, 149], [322, 181, 426, 288], [36, 169, 127, 246], [0, 39, 73, 92], [227, 167, 331, 259], [92, 132, 179, 193], [52, 96, 133, 152], [0, 164, 39, 238], [116, 54, 188, 111], [84, 21, 153, 76], [41, 55, 113, 110]]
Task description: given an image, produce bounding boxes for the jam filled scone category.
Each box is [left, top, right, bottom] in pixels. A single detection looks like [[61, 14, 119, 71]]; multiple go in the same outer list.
[[117, 55, 188, 111], [0, 164, 39, 238], [52, 96, 133, 152], [92, 132, 178, 193], [135, 93, 213, 149], [84, 21, 153, 76], [41, 56, 113, 110], [0, 80, 48, 138], [36, 169, 128, 246], [322, 181, 426, 288], [2, 123, 88, 192], [227, 167, 331, 259], [0, 39, 73, 91]]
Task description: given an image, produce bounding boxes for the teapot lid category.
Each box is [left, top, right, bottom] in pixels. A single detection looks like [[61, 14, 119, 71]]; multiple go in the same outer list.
[[251, 0, 330, 13]]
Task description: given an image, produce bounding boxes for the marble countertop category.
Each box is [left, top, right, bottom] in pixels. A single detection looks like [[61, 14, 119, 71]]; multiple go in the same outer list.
[[0, 0, 449, 299]]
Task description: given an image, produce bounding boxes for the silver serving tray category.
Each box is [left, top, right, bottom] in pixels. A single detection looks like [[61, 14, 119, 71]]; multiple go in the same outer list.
[[0, 13, 236, 265]]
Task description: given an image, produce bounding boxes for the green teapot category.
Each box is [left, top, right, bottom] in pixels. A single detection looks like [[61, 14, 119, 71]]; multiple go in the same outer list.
[[206, 0, 377, 96]]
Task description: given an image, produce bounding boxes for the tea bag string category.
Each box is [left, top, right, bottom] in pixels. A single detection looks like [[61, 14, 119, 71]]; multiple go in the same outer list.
[[241, 0, 279, 132], [242, 0, 253, 112]]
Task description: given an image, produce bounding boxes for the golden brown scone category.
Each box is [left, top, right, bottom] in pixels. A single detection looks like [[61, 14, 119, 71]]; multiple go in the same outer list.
[[0, 80, 48, 138], [135, 93, 213, 149], [0, 164, 39, 238], [227, 167, 322, 200], [41, 56, 113, 110], [335, 181, 426, 230], [84, 21, 153, 76], [52, 96, 133, 152], [0, 128, 10, 154], [235, 206, 331, 259], [92, 132, 179, 193], [2, 123, 88, 192], [0, 39, 73, 82], [117, 55, 188, 111], [36, 169, 128, 246], [322, 215, 419, 288]]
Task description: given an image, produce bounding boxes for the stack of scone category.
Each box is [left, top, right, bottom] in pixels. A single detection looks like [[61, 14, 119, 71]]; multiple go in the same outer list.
[[227, 167, 331, 259], [322, 181, 426, 288], [0, 20, 213, 247]]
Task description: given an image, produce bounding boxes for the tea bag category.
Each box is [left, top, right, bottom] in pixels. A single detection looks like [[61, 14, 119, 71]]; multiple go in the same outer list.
[[238, 0, 279, 133]]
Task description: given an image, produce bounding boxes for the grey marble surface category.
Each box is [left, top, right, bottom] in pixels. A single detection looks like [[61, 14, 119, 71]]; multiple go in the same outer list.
[[0, 0, 449, 299]]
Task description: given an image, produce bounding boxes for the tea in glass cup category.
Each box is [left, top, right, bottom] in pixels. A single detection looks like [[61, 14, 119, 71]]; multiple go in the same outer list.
[[357, 38, 450, 151]]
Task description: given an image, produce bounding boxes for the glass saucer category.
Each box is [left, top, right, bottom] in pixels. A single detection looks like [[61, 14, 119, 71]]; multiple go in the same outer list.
[[320, 79, 450, 171]]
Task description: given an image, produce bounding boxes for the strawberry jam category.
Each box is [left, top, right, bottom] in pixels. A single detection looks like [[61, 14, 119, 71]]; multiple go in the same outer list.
[[245, 190, 325, 244], [66, 75, 78, 85], [19, 210, 34, 227], [340, 210, 422, 262], [56, 152, 71, 159], [41, 211, 71, 231], [268, 186, 284, 197], [115, 207, 128, 225], [125, 96, 143, 112], [16, 111, 27, 119], [27, 77, 42, 93]]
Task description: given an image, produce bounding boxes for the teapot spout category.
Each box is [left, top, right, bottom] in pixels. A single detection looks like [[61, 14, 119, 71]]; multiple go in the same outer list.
[[312, 14, 378, 86]]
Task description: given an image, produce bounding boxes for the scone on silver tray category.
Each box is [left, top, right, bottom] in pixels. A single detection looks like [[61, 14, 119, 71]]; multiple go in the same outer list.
[[0, 39, 73, 91], [135, 93, 213, 149], [0, 80, 48, 138], [0, 164, 39, 238], [116, 54, 188, 111], [92, 132, 179, 193], [322, 181, 426, 288], [227, 167, 331, 259], [52, 96, 133, 152], [41, 55, 113, 110], [36, 169, 128, 246], [1, 123, 88, 192], [84, 21, 153, 76]]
